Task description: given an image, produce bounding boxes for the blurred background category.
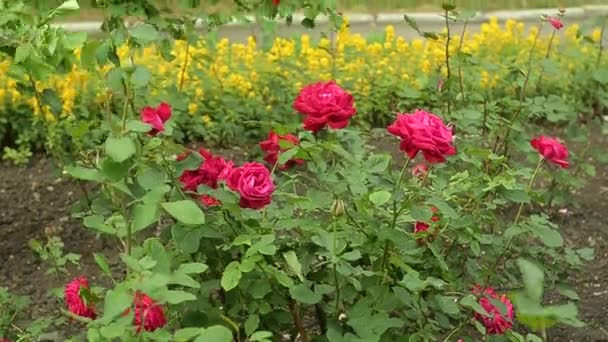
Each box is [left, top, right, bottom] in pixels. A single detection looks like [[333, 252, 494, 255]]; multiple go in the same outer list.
[[25, 0, 608, 21]]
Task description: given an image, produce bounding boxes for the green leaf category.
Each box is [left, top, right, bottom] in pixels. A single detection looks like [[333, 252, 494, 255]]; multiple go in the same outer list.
[[14, 44, 31, 63], [277, 148, 298, 165], [410, 205, 433, 222], [63, 32, 88, 50], [178, 262, 208, 274], [106, 67, 124, 92], [533, 226, 563, 248], [172, 225, 203, 254], [131, 202, 159, 233], [517, 258, 544, 302], [289, 284, 321, 304], [93, 253, 112, 277], [126, 120, 152, 133], [558, 285, 580, 300], [426, 197, 457, 219], [244, 314, 260, 336], [130, 24, 160, 44], [162, 200, 205, 225], [65, 165, 103, 182], [460, 295, 489, 316], [131, 66, 151, 88], [221, 261, 242, 291], [401, 272, 425, 292], [55, 0, 79, 13], [283, 251, 304, 281], [196, 326, 233, 342], [105, 136, 136, 162], [100, 158, 130, 182], [84, 215, 114, 234], [437, 296, 460, 315], [102, 287, 131, 321], [41, 89, 63, 116], [165, 290, 196, 304], [174, 328, 203, 341], [369, 190, 391, 206]]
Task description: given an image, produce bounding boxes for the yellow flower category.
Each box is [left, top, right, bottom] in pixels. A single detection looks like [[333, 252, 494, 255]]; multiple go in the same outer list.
[[188, 103, 198, 115]]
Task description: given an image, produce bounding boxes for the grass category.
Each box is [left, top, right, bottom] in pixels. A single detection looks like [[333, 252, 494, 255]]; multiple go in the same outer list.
[[40, 0, 607, 22]]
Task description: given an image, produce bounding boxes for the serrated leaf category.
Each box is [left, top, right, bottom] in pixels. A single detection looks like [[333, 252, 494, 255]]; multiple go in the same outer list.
[[165, 290, 196, 304], [174, 327, 203, 341], [93, 253, 112, 277], [162, 200, 205, 225], [178, 262, 208, 274], [245, 314, 260, 336], [130, 24, 159, 44], [105, 136, 136, 162], [283, 251, 304, 281], [533, 226, 563, 248], [517, 258, 544, 302], [131, 202, 159, 233], [221, 261, 242, 291], [131, 66, 151, 88], [196, 326, 233, 342], [369, 190, 391, 206], [65, 165, 103, 182], [289, 284, 321, 304]]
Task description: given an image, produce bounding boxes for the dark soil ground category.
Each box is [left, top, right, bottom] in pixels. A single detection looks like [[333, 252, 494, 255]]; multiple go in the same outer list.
[[1, 145, 607, 341]]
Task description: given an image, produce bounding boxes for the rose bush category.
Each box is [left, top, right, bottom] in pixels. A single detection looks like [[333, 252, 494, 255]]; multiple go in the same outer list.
[[0, 1, 603, 342]]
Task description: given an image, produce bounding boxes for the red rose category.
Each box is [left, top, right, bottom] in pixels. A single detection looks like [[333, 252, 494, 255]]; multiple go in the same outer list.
[[272, 0, 280, 5], [179, 149, 234, 191], [64, 276, 96, 319], [548, 17, 563, 30], [472, 286, 514, 335], [411, 163, 428, 179], [414, 207, 439, 244], [200, 194, 221, 207], [387, 109, 456, 163], [227, 162, 275, 209], [141, 102, 172, 136], [259, 131, 304, 170], [133, 292, 166, 332], [293, 81, 356, 132], [530, 136, 569, 168]]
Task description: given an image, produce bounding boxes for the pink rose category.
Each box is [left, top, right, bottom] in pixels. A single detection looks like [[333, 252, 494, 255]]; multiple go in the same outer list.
[[259, 131, 304, 170], [548, 16, 563, 30], [473, 286, 514, 335], [64, 276, 96, 319], [133, 292, 166, 332], [387, 110, 456, 163], [530, 136, 569, 168], [141, 102, 172, 136], [227, 162, 275, 209], [293, 81, 356, 132]]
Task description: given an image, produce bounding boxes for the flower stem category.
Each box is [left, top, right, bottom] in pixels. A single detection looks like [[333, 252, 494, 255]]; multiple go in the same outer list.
[[485, 157, 544, 285], [535, 29, 556, 91], [444, 8, 452, 117], [178, 41, 191, 92], [332, 220, 341, 316], [513, 157, 544, 225], [380, 158, 411, 283]]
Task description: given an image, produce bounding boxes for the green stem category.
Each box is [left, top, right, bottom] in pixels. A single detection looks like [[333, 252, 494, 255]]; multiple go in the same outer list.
[[380, 158, 411, 283], [513, 157, 544, 224], [597, 17, 606, 66], [332, 220, 341, 316], [178, 41, 191, 92], [535, 30, 556, 91], [60, 309, 93, 324], [220, 314, 241, 342], [486, 158, 544, 285], [444, 8, 452, 116], [457, 20, 468, 102]]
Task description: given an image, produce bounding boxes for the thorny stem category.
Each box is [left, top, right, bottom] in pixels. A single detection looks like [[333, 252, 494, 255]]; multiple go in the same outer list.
[[289, 299, 310, 342], [443, 319, 470, 342], [178, 41, 191, 92]]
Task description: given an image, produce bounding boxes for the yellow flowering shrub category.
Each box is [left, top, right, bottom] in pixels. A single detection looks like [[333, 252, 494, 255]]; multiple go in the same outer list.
[[0, 18, 605, 148]]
